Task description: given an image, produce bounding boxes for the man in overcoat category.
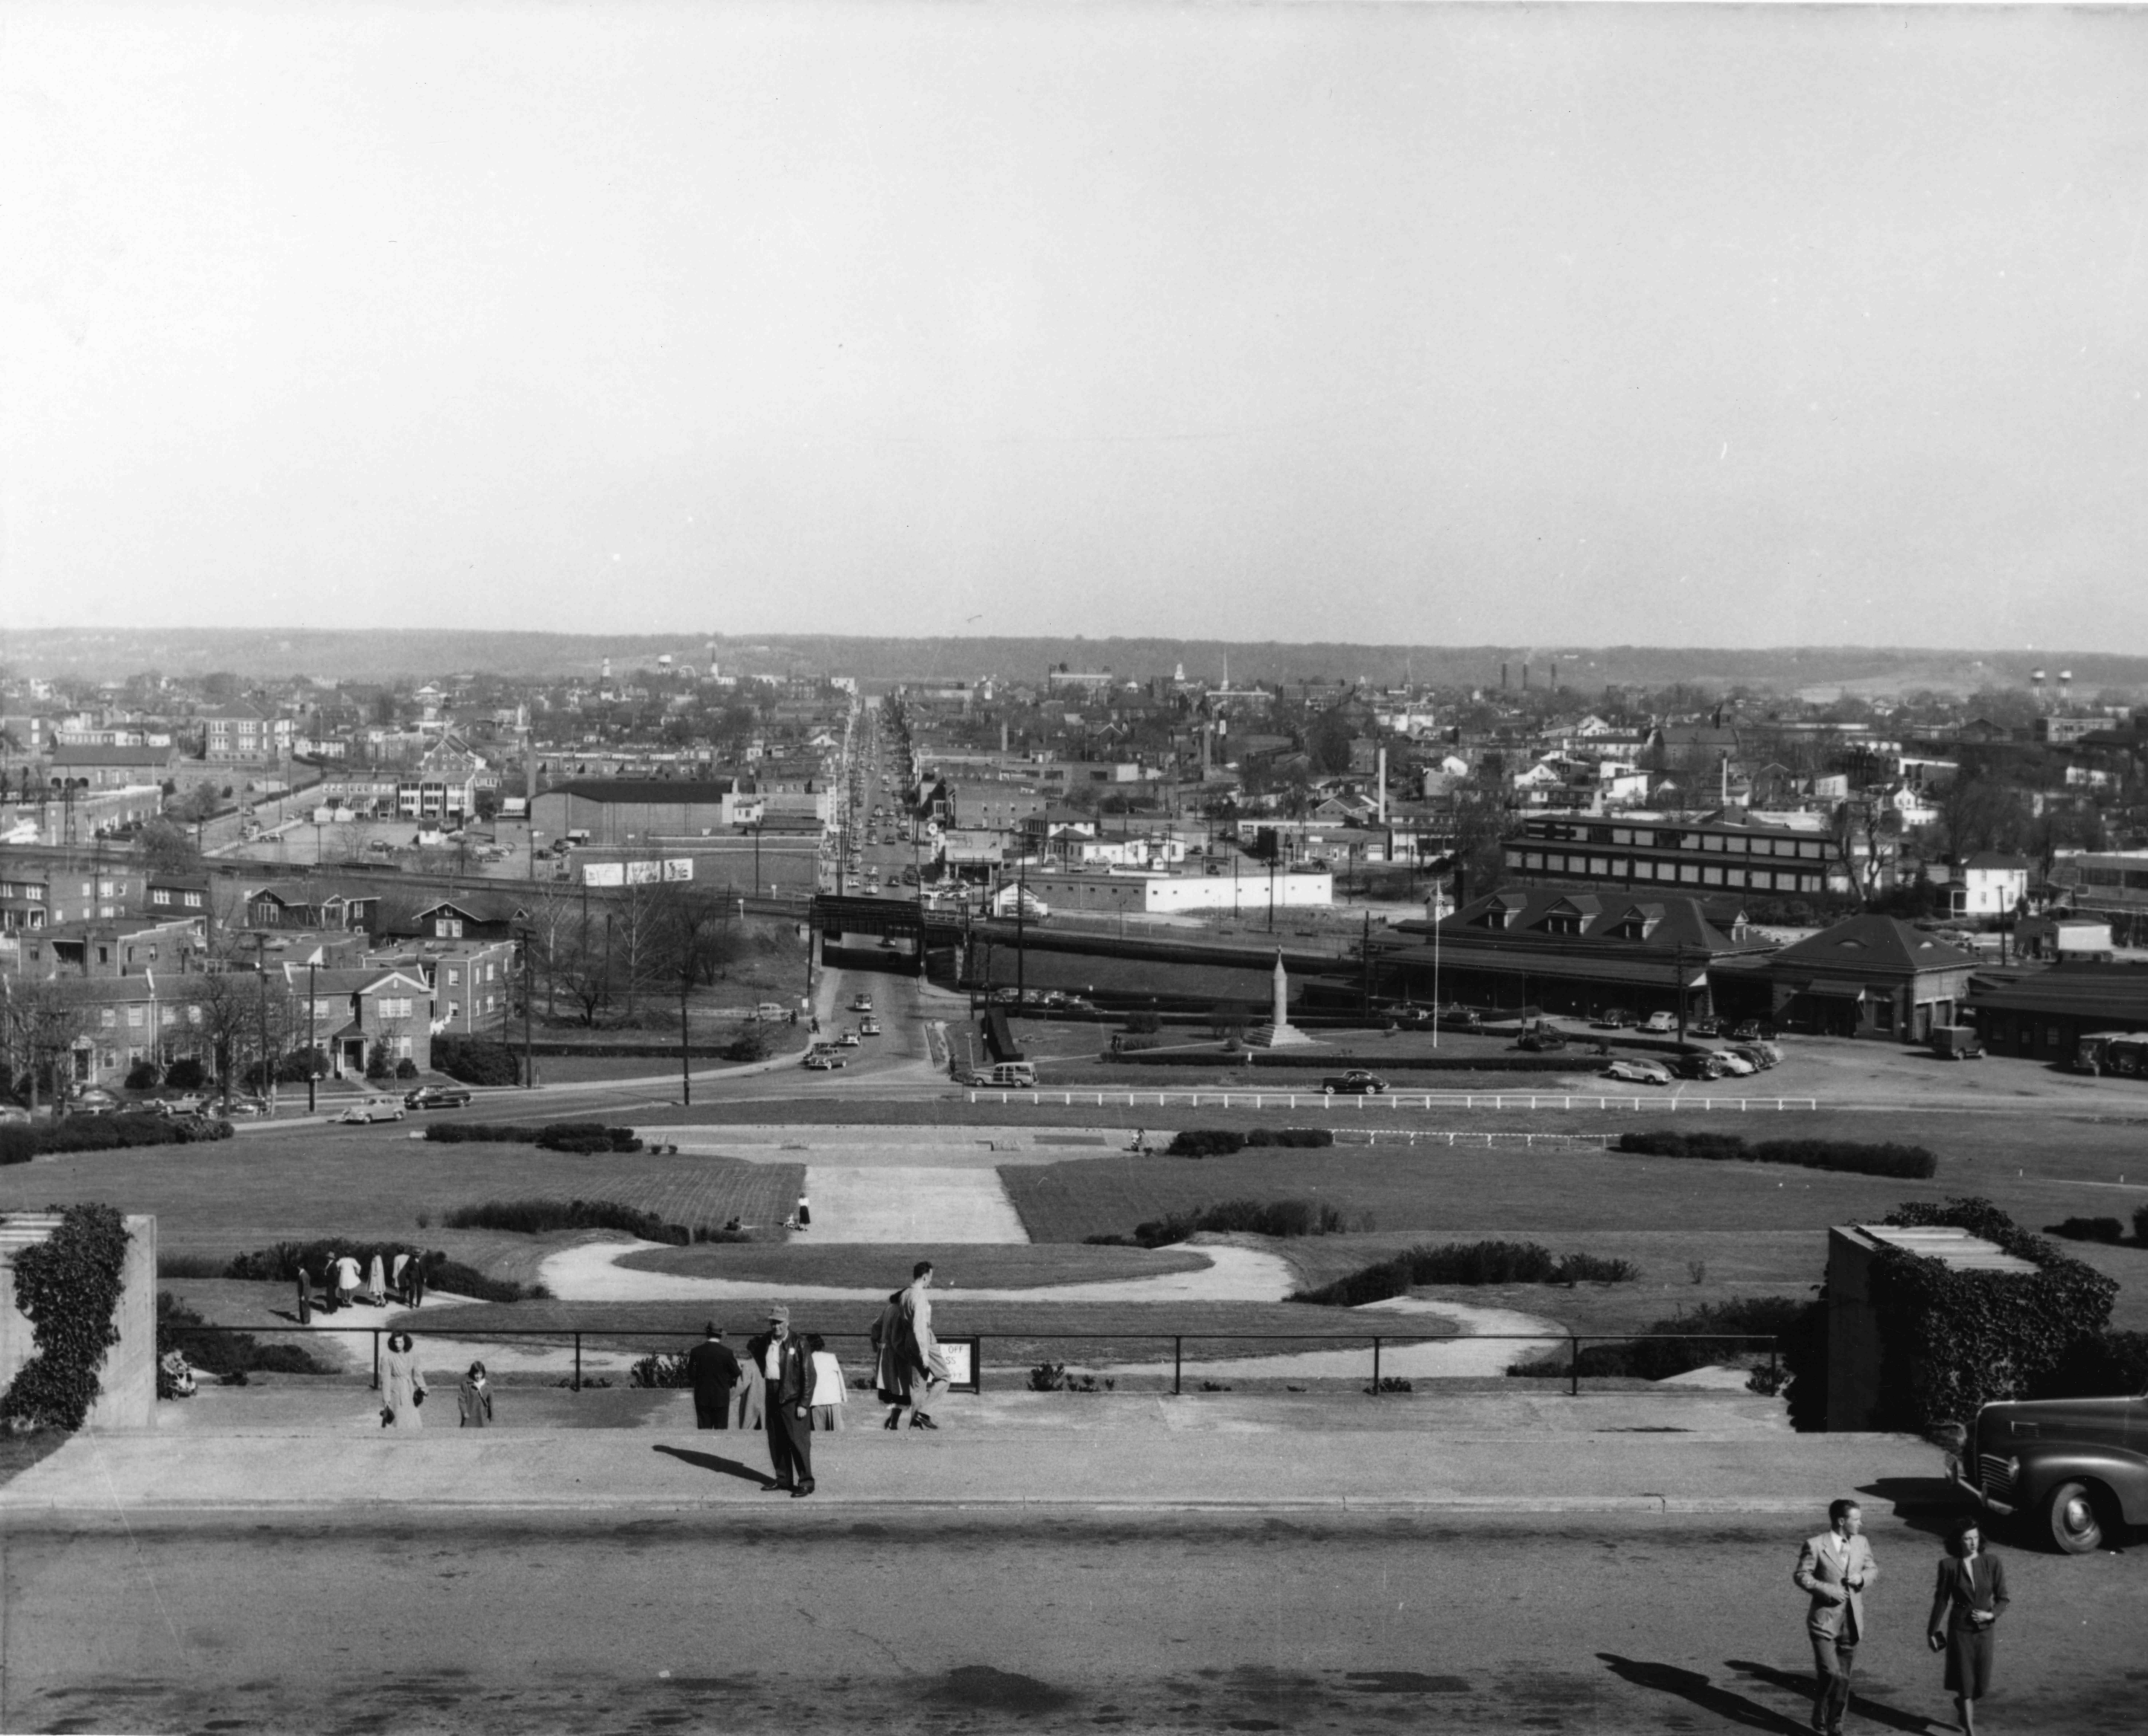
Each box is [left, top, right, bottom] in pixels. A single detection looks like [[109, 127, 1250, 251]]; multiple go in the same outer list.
[[684, 1322, 741, 1430], [1793, 1498, 1880, 1735], [745, 1306, 815, 1495]]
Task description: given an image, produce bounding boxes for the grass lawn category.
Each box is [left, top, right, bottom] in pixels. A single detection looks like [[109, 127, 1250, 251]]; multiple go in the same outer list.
[[0, 1137, 804, 1265], [615, 1242, 1213, 1288]]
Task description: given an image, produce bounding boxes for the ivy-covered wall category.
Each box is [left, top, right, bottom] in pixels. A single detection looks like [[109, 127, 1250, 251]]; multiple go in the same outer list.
[[0, 1207, 158, 1431]]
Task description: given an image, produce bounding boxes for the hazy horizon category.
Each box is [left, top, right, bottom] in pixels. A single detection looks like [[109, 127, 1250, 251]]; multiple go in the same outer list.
[[6, 4, 2145, 648]]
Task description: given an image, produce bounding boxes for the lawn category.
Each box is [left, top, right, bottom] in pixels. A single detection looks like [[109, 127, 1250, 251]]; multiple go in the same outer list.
[[0, 1136, 804, 1265], [616, 1242, 1213, 1288]]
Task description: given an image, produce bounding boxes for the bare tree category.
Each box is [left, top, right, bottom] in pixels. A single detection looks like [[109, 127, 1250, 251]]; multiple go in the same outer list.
[[0, 980, 88, 1114]]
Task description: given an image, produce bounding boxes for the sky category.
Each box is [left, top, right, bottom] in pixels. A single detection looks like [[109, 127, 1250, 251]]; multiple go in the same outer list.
[[4, 3, 2146, 649]]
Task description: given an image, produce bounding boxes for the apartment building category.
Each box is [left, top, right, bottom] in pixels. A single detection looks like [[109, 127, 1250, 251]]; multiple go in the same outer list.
[[1503, 808, 1853, 900], [201, 704, 295, 762]]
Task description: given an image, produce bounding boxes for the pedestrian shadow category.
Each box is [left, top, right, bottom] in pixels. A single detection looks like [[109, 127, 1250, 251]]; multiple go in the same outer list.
[[1859, 1476, 1974, 1538], [1724, 1659, 1933, 1733], [653, 1444, 779, 1488], [1594, 1655, 1807, 1733]]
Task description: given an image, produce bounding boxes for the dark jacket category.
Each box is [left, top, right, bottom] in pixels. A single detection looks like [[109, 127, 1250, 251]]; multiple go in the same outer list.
[[745, 1329, 814, 1407], [685, 1339, 742, 1398], [1928, 1553, 2009, 1637]]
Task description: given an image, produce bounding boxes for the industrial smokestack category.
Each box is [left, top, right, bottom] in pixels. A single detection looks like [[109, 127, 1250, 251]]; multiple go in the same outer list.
[[1376, 746, 1387, 824], [1521, 662, 1529, 690], [1501, 662, 1509, 691]]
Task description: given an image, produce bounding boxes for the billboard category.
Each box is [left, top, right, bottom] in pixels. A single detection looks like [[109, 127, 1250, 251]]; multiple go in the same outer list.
[[582, 858, 694, 887], [581, 862, 624, 887]]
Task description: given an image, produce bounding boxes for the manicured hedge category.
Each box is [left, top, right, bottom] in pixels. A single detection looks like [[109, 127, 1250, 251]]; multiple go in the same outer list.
[[1165, 1128, 1335, 1158], [424, 1121, 643, 1154], [1617, 1129, 1936, 1180], [443, 1197, 691, 1244], [1, 1113, 235, 1165], [2045, 1216, 2126, 1244], [1869, 1197, 2119, 1432], [432, 1037, 522, 1088], [1086, 1197, 1344, 1248], [1293, 1240, 1639, 1306]]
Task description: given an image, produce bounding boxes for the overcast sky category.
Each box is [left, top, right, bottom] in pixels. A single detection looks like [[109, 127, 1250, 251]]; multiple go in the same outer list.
[[4, 3, 2145, 650]]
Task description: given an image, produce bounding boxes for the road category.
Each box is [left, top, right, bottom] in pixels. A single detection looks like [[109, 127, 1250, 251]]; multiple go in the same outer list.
[[3, 1508, 2140, 1733]]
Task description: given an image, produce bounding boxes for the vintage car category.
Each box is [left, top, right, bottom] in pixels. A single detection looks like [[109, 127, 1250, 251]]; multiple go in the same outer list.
[[1321, 1070, 1388, 1095], [1590, 1009, 1635, 1030], [1604, 1058, 1674, 1086], [403, 1085, 474, 1110], [1943, 1388, 2148, 1553], [337, 1098, 405, 1124]]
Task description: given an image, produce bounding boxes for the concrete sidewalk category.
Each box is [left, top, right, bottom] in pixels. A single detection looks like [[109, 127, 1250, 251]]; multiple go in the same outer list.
[[0, 1388, 1948, 1521]]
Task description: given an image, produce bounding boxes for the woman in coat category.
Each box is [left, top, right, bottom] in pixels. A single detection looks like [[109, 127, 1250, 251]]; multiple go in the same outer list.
[[380, 1333, 427, 1428], [871, 1289, 913, 1429], [457, 1361, 493, 1428], [1928, 1514, 2008, 1734]]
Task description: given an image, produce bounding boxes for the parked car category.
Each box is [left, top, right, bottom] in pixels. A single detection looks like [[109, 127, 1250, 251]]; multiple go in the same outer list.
[[151, 1095, 208, 1116], [1514, 1024, 1568, 1053], [1322, 1070, 1388, 1095], [1942, 1389, 2148, 1553], [1710, 1051, 1759, 1076], [337, 1098, 405, 1124], [403, 1085, 474, 1110], [1670, 1052, 1732, 1081], [1591, 1009, 1635, 1030], [1930, 1025, 1986, 1061], [1604, 1058, 1675, 1086], [753, 1002, 787, 1021], [1640, 1011, 1680, 1035], [222, 1096, 273, 1117], [68, 1087, 122, 1114], [0, 1104, 30, 1125], [1687, 1015, 1726, 1038], [1729, 1042, 1783, 1070], [1730, 1021, 1777, 1043]]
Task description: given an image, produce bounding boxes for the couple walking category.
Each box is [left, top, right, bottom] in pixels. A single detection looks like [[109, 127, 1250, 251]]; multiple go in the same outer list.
[[1794, 1498, 2009, 1735], [872, 1260, 948, 1432]]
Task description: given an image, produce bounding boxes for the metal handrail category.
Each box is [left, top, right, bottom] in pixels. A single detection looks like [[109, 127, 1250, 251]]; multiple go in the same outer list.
[[166, 1325, 1782, 1400]]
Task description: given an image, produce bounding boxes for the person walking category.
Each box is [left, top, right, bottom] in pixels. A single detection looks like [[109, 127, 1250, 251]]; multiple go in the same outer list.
[[406, 1253, 427, 1310], [295, 1262, 313, 1327], [457, 1361, 493, 1428], [365, 1252, 388, 1307], [685, 1323, 741, 1430], [380, 1332, 428, 1429], [332, 1251, 361, 1311], [871, 1285, 914, 1430], [1794, 1498, 1879, 1736], [1928, 1516, 2008, 1734], [897, 1260, 950, 1431], [795, 1192, 811, 1230], [745, 1306, 815, 1496]]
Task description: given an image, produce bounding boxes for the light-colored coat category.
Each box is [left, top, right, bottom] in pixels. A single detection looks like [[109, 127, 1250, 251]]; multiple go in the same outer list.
[[1795, 1530, 1879, 1640], [381, 1347, 427, 1429]]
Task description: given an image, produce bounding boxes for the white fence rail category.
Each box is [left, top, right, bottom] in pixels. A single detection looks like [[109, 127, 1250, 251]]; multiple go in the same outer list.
[[964, 1090, 1819, 1113]]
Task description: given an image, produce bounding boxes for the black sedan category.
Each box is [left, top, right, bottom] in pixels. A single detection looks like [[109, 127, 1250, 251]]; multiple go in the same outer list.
[[403, 1085, 474, 1111]]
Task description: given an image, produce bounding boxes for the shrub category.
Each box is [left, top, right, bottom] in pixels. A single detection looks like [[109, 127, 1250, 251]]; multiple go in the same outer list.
[[2138, 1204, 2148, 1246], [1295, 1240, 1639, 1306], [423, 1122, 642, 1153], [5, 1113, 234, 1163], [1245, 1127, 1334, 1149], [1027, 1362, 1113, 1393], [434, 1037, 522, 1088], [722, 1024, 774, 1063], [1615, 1130, 1936, 1180], [1125, 1012, 1163, 1035], [124, 1060, 162, 1091], [156, 1252, 229, 1279], [442, 1197, 692, 1244], [1505, 1295, 1816, 1385], [629, 1352, 692, 1388], [394, 1058, 419, 1081], [1167, 1129, 1245, 1158], [2045, 1216, 2125, 1244], [0, 1126, 35, 1166], [1869, 1197, 2119, 1433], [164, 1058, 207, 1090], [1089, 1197, 1344, 1248], [2039, 1329, 2148, 1398], [365, 1044, 390, 1081], [157, 1293, 331, 1382]]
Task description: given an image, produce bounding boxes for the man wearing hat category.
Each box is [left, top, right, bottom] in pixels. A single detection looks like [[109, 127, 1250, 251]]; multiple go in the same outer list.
[[745, 1304, 816, 1495], [684, 1322, 741, 1431]]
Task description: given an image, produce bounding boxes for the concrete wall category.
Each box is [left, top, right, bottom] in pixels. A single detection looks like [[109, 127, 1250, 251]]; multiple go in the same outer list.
[[0, 1212, 157, 1430], [1824, 1226, 1886, 1433]]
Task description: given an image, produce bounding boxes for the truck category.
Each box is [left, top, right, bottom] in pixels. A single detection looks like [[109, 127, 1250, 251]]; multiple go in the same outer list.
[[2074, 1030, 2148, 1077], [1929, 1025, 1985, 1061], [1942, 1387, 2148, 1553]]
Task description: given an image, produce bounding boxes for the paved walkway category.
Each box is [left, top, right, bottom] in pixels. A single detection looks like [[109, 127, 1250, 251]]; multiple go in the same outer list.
[[801, 1164, 1028, 1243], [1, 1391, 1943, 1518], [1099, 1296, 1565, 1382]]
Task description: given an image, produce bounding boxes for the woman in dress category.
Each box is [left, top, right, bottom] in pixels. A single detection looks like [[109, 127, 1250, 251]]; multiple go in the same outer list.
[[1928, 1514, 2008, 1734], [871, 1288, 913, 1430], [380, 1332, 427, 1428], [457, 1360, 493, 1428], [365, 1253, 388, 1306]]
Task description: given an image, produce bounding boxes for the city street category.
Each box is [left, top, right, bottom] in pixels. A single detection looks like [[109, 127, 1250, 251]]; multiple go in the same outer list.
[[3, 1507, 2140, 1734]]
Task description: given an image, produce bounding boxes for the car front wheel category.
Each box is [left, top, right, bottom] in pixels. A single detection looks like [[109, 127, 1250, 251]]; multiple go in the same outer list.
[[2041, 1479, 2106, 1554]]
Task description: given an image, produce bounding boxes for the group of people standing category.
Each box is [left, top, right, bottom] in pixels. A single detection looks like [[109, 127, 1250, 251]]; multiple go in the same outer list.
[[297, 1248, 427, 1323], [1795, 1498, 2009, 1735], [679, 1259, 953, 1496]]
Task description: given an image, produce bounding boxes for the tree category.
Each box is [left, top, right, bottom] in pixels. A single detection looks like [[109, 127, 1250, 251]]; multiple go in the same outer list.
[[136, 818, 205, 877], [651, 884, 740, 1104], [0, 981, 88, 1113]]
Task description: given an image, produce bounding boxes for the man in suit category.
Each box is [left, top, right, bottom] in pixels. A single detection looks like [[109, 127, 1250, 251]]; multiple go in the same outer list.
[[745, 1305, 815, 1496], [684, 1322, 740, 1430], [1794, 1498, 1880, 1735]]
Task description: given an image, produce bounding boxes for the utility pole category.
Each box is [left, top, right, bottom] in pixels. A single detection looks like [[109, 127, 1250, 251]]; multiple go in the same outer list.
[[1015, 858, 1027, 1006], [306, 960, 318, 1114], [1675, 941, 1689, 1046], [252, 931, 273, 1111], [520, 927, 535, 1089]]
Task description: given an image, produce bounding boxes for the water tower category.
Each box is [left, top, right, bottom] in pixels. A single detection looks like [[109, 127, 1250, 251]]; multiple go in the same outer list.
[[2059, 669, 2073, 708], [2030, 668, 2046, 709]]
